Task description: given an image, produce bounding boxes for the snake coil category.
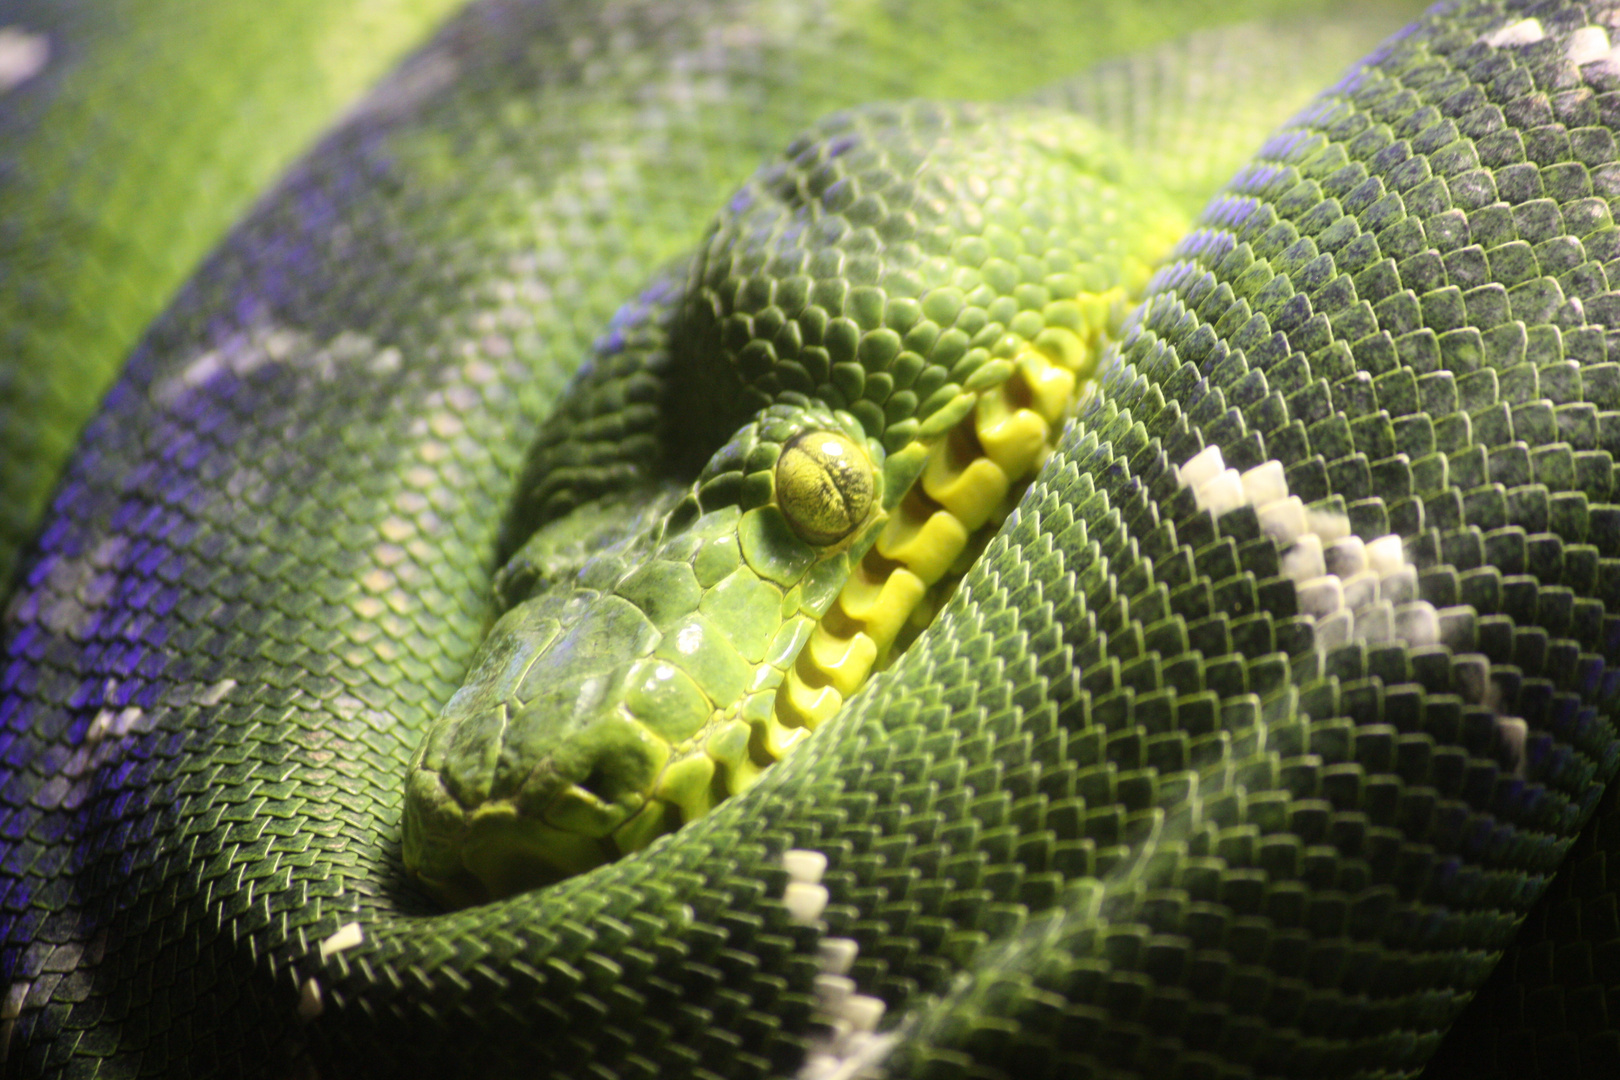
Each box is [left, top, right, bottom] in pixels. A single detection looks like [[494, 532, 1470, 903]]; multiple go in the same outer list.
[[5, 1, 1620, 1078]]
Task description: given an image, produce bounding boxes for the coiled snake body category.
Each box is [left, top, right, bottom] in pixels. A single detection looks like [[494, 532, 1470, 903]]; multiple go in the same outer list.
[[4, 1, 1620, 1077]]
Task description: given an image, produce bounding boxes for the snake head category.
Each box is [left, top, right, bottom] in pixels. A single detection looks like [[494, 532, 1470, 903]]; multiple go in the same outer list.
[[404, 406, 885, 904]]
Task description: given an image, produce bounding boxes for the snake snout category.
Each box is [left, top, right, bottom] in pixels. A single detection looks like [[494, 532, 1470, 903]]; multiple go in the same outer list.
[[404, 588, 680, 899], [405, 702, 673, 902]]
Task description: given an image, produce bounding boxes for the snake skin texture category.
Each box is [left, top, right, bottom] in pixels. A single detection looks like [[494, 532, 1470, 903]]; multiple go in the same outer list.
[[12, 0, 1620, 1077], [0, 0, 469, 594]]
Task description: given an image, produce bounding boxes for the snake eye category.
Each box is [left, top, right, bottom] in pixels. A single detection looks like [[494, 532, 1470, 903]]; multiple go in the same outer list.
[[775, 431, 875, 545]]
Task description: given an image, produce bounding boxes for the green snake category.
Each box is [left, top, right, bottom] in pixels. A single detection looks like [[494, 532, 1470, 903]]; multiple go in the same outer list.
[[5, 0, 1620, 1076]]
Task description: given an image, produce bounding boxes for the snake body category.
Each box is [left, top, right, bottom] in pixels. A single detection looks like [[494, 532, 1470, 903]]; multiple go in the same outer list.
[[6, 0, 1620, 1077]]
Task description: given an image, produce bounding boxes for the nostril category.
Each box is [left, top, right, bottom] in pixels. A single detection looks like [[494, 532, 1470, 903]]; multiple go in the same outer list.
[[579, 763, 615, 804], [530, 711, 672, 839]]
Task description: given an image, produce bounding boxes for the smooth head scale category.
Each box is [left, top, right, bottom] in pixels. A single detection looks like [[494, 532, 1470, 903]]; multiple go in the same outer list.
[[403, 101, 1186, 905]]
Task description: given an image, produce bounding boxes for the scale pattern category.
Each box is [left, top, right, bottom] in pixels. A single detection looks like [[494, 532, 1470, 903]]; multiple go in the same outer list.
[[0, 0, 467, 592], [884, 3, 1620, 1073], [13, 0, 1620, 1078]]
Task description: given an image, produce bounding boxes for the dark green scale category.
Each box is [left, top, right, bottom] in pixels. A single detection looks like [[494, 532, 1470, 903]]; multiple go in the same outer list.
[[887, 5, 1620, 1075]]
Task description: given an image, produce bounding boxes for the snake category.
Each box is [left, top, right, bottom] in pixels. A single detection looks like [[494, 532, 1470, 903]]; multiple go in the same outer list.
[[4, 0, 1620, 1076]]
